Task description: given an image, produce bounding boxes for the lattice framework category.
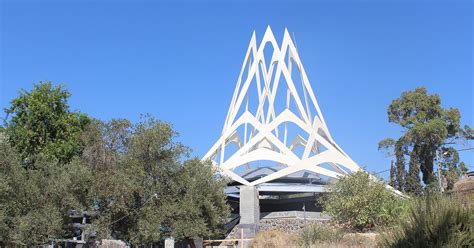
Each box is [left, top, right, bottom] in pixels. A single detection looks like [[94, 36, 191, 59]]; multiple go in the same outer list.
[[204, 27, 362, 186]]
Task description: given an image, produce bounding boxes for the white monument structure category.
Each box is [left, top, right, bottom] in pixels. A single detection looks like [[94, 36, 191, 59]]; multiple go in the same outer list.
[[203, 27, 402, 239], [204, 27, 362, 187]]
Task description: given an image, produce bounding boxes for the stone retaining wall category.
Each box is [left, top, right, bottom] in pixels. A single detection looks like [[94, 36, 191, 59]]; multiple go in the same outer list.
[[227, 211, 329, 239], [259, 217, 329, 234]]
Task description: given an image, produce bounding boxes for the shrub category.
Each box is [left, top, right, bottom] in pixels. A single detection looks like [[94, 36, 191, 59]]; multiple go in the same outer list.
[[298, 225, 379, 248], [380, 194, 474, 247], [322, 171, 406, 230], [298, 224, 344, 247], [342, 233, 379, 248], [248, 230, 297, 248], [377, 198, 409, 227]]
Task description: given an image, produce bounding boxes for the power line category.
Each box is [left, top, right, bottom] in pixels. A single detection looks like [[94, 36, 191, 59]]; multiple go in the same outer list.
[[373, 168, 390, 175], [375, 147, 474, 174], [456, 147, 474, 152]]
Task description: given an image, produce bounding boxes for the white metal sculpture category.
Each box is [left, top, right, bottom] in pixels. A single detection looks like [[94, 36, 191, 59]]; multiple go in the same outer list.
[[203, 27, 362, 186]]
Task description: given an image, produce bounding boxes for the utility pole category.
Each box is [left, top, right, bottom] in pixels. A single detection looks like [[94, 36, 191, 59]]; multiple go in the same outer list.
[[302, 203, 306, 224], [436, 151, 447, 193], [438, 166, 444, 193], [437, 150, 444, 193]]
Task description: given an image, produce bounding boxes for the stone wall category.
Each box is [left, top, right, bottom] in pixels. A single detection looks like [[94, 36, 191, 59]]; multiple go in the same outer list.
[[259, 217, 329, 234], [227, 211, 330, 239], [96, 239, 128, 248]]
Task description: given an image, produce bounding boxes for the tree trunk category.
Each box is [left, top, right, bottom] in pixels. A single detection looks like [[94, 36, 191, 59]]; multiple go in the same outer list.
[[186, 238, 196, 248]]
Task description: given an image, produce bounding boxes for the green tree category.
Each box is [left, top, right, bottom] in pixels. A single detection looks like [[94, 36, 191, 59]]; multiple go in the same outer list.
[[121, 117, 188, 244], [85, 117, 230, 246], [1, 82, 93, 246], [80, 118, 131, 170], [168, 159, 230, 244], [389, 161, 396, 188], [379, 87, 472, 194], [459, 162, 468, 175], [3, 81, 90, 168], [0, 135, 93, 246], [322, 171, 405, 231], [438, 147, 463, 190], [405, 146, 423, 195], [1, 82, 230, 246], [378, 138, 407, 191]]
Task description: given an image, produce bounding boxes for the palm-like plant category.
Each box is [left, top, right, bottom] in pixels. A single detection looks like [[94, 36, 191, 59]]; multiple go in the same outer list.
[[381, 194, 473, 247]]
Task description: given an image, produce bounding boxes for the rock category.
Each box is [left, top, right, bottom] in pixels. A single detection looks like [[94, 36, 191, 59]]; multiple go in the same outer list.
[[98, 239, 127, 248]]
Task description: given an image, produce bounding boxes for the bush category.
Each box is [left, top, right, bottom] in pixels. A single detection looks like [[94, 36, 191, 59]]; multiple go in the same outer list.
[[322, 171, 406, 230], [298, 225, 379, 248], [380, 194, 474, 247], [248, 230, 297, 248], [298, 224, 344, 247]]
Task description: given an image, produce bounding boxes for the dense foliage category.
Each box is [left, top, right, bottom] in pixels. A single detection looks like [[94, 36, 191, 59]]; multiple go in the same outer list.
[[379, 87, 472, 194], [381, 194, 474, 247], [3, 82, 90, 168], [0, 82, 230, 246], [0, 133, 92, 245], [322, 171, 407, 231], [2, 82, 471, 246], [83, 117, 230, 245]]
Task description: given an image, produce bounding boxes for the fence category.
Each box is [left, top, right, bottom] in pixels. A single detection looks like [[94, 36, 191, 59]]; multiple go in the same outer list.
[[203, 229, 252, 248]]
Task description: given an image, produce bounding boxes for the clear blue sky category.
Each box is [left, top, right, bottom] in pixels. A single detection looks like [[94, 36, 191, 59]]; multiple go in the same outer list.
[[1, 0, 473, 175]]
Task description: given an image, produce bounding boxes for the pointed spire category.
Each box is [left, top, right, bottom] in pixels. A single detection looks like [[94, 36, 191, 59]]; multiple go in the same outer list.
[[203, 27, 361, 186]]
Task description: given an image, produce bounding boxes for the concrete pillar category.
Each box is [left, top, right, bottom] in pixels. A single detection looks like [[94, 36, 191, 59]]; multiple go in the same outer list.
[[194, 237, 203, 248], [164, 237, 174, 248], [239, 185, 260, 240]]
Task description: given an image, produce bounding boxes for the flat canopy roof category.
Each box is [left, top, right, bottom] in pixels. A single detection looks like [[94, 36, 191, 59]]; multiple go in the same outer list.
[[258, 183, 327, 193], [225, 183, 329, 198]]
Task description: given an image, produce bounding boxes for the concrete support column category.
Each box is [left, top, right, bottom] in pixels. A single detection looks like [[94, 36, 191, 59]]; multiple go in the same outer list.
[[164, 237, 174, 248], [239, 185, 260, 241], [194, 237, 203, 248]]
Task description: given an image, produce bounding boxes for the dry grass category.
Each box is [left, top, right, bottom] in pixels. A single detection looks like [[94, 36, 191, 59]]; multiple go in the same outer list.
[[453, 177, 474, 207], [248, 230, 298, 248], [300, 233, 379, 248], [247, 228, 378, 248]]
